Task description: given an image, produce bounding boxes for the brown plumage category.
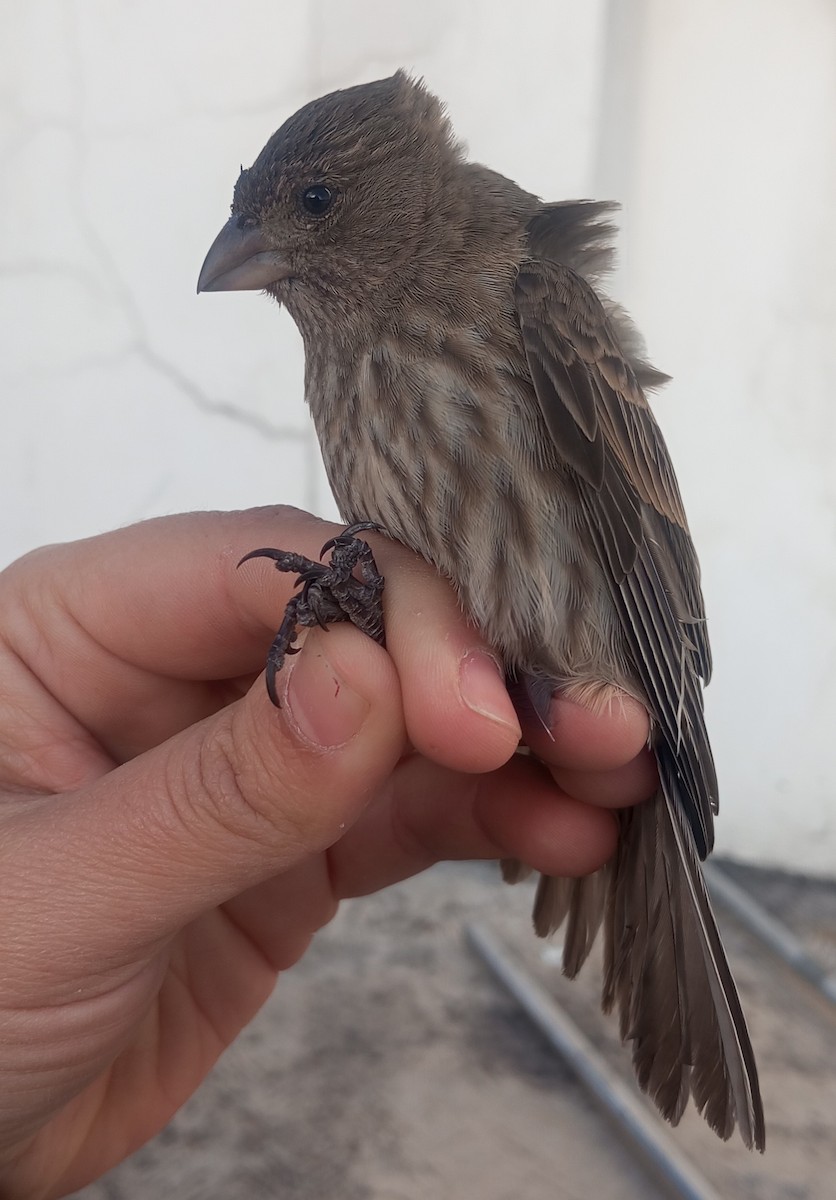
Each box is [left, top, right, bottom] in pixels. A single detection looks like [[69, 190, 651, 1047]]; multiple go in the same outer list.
[[198, 71, 764, 1150]]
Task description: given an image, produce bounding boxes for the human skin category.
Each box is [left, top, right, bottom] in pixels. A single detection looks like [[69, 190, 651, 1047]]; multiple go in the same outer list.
[[0, 506, 655, 1199]]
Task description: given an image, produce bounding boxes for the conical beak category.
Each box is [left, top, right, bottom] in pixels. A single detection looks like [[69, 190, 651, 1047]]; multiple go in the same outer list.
[[197, 216, 291, 293]]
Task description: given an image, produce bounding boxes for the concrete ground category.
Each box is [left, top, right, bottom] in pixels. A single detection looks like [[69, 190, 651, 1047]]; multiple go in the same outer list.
[[71, 860, 836, 1200]]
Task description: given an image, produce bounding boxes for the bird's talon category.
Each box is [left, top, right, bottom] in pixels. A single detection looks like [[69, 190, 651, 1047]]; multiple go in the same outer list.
[[243, 527, 387, 707]]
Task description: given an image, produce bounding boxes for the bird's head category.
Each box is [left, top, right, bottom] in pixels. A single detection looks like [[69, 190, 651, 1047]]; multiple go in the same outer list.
[[197, 72, 466, 325]]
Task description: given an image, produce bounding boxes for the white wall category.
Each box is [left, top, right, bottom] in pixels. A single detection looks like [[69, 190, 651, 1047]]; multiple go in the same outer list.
[[0, 0, 606, 557], [1, 1, 833, 873], [597, 0, 836, 874]]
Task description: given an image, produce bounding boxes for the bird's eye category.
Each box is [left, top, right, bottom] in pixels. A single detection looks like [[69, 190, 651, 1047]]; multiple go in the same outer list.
[[301, 184, 334, 216]]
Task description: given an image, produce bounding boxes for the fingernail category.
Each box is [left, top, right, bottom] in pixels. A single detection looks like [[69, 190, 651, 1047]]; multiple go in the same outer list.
[[282, 632, 370, 748], [459, 651, 519, 733]]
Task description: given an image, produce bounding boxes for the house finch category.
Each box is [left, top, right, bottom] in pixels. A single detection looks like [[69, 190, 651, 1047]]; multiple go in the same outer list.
[[198, 72, 764, 1150]]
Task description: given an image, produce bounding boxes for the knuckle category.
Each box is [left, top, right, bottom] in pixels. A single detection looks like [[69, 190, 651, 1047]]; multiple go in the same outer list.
[[176, 715, 310, 856]]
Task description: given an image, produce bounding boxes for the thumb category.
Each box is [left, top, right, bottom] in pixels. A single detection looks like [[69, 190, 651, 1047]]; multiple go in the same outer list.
[[3, 626, 404, 992]]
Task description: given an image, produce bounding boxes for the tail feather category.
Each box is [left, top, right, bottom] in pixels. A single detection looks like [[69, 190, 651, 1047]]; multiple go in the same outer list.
[[604, 797, 692, 1127], [663, 791, 765, 1148], [500, 857, 534, 885], [525, 790, 765, 1150], [533, 869, 610, 973]]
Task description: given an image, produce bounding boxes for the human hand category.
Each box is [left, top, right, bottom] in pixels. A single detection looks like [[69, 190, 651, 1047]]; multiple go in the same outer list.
[[0, 507, 654, 1199]]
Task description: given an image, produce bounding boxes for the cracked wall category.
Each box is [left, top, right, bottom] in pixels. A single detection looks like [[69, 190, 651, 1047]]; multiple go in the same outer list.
[[0, 0, 606, 563], [1, 0, 835, 873]]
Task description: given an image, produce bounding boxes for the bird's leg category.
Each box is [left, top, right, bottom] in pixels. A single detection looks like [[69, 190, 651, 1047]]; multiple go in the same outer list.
[[239, 523, 386, 706]]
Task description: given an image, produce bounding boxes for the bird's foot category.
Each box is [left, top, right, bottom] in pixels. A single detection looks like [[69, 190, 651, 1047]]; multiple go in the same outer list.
[[240, 523, 386, 706]]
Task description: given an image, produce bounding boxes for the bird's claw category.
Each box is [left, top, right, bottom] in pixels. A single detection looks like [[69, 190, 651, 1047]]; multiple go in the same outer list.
[[240, 529, 386, 706], [319, 521, 383, 560]]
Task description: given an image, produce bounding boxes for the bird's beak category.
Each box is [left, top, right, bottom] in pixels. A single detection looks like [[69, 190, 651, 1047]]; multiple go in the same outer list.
[[197, 217, 291, 293]]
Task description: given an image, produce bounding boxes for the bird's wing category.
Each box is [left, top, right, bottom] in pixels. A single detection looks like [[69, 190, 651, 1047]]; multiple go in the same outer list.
[[515, 257, 765, 1151], [514, 258, 715, 855]]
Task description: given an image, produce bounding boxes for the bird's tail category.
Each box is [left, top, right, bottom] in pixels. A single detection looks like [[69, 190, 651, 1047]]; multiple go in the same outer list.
[[525, 789, 765, 1150]]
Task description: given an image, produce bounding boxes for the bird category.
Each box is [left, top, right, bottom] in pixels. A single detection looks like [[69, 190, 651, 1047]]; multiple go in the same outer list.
[[197, 71, 764, 1150]]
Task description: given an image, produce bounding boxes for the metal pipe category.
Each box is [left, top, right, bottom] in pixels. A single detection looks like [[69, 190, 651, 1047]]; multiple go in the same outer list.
[[705, 863, 836, 1007], [467, 922, 724, 1200]]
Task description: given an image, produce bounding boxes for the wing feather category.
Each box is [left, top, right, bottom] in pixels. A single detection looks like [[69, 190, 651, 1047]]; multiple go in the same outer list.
[[516, 260, 716, 849], [514, 248, 763, 1149]]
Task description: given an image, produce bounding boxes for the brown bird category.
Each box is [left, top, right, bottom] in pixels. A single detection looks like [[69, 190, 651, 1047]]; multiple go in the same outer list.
[[198, 71, 764, 1150]]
